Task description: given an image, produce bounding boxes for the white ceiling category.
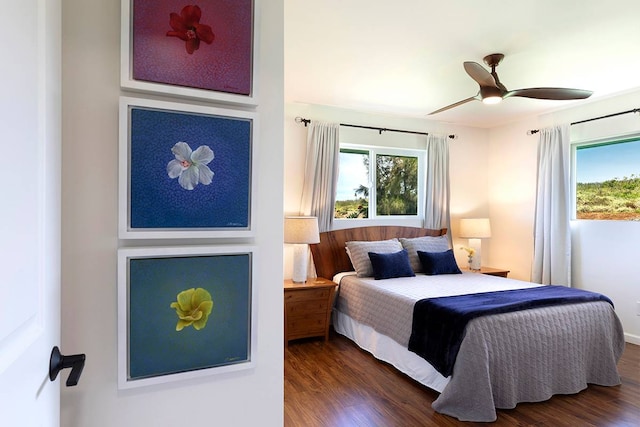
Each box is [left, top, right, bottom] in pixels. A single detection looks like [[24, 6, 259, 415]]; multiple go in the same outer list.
[[284, 0, 640, 128]]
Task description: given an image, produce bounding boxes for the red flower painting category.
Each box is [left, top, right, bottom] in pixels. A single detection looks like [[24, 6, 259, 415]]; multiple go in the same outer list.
[[132, 0, 252, 95], [166, 5, 215, 54]]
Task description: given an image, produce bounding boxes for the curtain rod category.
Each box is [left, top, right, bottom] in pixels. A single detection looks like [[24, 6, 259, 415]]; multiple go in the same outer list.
[[527, 108, 640, 135], [295, 117, 457, 139]]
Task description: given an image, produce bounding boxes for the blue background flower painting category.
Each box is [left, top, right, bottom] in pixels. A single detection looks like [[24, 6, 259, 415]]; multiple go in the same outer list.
[[128, 253, 252, 380], [129, 106, 252, 229]]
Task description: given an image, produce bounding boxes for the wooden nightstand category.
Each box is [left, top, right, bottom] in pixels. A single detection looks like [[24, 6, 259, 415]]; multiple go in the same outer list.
[[462, 266, 510, 278], [284, 277, 336, 345]]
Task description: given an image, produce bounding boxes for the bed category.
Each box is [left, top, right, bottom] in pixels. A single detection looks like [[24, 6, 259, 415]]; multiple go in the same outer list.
[[309, 226, 625, 422]]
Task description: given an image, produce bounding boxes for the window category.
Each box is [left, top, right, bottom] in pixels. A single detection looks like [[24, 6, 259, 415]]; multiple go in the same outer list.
[[574, 137, 640, 220], [334, 149, 370, 219], [334, 145, 423, 220]]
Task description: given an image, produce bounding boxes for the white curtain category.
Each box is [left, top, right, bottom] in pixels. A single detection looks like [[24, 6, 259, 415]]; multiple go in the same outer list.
[[300, 122, 340, 232], [424, 134, 451, 238], [532, 124, 571, 286]]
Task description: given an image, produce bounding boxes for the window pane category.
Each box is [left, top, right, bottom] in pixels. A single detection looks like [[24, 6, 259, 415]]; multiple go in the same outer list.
[[575, 138, 640, 220], [334, 150, 369, 219], [376, 154, 418, 216]]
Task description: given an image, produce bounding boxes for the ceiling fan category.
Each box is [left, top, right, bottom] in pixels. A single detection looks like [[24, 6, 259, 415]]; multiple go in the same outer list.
[[429, 53, 593, 115]]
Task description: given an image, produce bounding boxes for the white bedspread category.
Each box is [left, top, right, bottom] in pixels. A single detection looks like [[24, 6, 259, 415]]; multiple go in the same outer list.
[[335, 271, 539, 347], [332, 272, 625, 422]]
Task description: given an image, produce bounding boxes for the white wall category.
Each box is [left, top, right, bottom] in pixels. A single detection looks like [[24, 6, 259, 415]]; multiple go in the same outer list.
[[283, 103, 491, 278], [489, 89, 640, 343], [487, 120, 539, 281], [61, 1, 284, 426]]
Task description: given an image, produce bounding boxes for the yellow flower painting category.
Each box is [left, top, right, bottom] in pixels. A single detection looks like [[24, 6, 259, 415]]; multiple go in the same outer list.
[[170, 287, 214, 331]]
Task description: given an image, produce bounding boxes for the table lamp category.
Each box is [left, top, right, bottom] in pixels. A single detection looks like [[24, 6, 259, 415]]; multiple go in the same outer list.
[[459, 218, 491, 271], [284, 216, 320, 283]]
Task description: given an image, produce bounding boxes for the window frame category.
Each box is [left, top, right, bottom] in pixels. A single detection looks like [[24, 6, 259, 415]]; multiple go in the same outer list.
[[571, 133, 640, 221], [334, 143, 425, 227]]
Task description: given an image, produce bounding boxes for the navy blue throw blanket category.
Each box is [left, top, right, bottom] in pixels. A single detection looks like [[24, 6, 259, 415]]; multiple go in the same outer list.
[[407, 285, 613, 377]]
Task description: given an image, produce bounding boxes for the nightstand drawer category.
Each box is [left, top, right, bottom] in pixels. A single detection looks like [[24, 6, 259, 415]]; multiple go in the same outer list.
[[287, 315, 327, 336], [286, 299, 329, 316], [284, 288, 331, 303]]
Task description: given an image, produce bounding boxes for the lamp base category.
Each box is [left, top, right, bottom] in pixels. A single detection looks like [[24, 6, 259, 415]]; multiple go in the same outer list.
[[292, 244, 308, 283]]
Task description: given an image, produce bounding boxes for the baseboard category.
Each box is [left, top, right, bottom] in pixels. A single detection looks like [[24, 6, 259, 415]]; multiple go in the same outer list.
[[624, 332, 640, 345]]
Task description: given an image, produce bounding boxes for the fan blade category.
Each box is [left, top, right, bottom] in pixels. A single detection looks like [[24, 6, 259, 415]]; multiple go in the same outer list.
[[428, 96, 478, 115], [506, 87, 593, 100], [463, 62, 498, 88]]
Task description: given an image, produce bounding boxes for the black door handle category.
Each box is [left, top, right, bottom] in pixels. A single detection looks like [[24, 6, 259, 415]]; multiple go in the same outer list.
[[49, 346, 86, 387]]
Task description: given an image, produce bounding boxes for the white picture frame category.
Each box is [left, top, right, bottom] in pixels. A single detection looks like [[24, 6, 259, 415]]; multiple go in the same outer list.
[[118, 96, 258, 239], [120, 0, 259, 106], [117, 245, 257, 389]]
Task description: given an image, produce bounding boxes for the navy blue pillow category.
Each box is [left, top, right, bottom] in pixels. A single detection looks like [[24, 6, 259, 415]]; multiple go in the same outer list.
[[367, 249, 416, 280], [417, 249, 462, 275]]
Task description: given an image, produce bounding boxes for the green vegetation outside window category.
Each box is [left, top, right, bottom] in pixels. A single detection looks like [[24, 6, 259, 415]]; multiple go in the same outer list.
[[575, 138, 640, 220], [375, 154, 418, 216]]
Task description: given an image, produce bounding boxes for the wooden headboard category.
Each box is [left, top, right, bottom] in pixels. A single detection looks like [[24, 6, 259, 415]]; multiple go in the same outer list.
[[309, 226, 447, 280]]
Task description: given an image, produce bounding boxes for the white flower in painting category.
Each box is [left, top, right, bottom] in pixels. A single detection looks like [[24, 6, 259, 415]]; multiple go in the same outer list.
[[167, 142, 214, 190]]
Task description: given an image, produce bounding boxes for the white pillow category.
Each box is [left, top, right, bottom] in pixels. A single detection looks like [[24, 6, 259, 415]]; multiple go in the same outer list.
[[345, 238, 403, 277], [399, 235, 449, 273]]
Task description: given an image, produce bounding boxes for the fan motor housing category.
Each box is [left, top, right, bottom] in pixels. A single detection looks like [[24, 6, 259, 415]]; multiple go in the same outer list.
[[483, 53, 504, 68]]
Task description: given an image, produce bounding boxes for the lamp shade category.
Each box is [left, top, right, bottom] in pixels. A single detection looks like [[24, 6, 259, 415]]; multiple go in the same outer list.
[[459, 218, 492, 239], [284, 216, 320, 244]]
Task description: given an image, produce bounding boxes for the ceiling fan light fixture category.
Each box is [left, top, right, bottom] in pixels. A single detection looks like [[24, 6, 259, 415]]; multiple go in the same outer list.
[[480, 86, 503, 105], [482, 95, 502, 105]]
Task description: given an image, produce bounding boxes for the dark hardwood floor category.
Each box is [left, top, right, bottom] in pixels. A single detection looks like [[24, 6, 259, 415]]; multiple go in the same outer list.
[[284, 329, 640, 426]]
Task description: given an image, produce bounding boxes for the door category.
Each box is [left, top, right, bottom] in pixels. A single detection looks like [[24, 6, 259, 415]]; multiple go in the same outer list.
[[0, 0, 63, 425]]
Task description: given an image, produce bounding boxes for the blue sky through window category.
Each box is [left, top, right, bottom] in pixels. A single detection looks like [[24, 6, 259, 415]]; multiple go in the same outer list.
[[576, 139, 640, 183], [336, 151, 368, 200]]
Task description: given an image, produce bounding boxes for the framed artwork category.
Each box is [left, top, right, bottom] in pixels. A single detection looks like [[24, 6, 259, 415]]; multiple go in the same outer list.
[[120, 0, 257, 105], [118, 97, 257, 239], [117, 245, 257, 389]]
